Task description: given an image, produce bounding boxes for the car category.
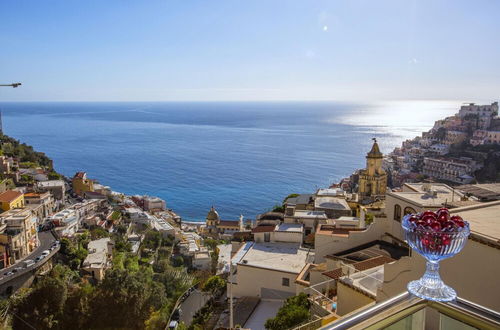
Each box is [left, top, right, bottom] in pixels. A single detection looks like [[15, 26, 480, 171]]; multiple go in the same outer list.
[[3, 272, 13, 276], [35, 256, 44, 262], [41, 250, 50, 256], [22, 259, 35, 268]]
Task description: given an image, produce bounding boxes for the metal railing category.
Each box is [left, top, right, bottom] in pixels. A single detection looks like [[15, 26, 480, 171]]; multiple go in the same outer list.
[[320, 291, 500, 330]]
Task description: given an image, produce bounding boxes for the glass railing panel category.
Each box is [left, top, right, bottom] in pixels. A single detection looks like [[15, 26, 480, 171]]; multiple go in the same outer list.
[[440, 314, 477, 330]]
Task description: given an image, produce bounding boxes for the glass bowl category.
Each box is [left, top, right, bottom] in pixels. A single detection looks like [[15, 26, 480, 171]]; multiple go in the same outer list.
[[402, 213, 470, 301]]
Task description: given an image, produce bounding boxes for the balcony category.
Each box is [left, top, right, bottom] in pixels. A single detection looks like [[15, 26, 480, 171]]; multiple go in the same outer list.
[[320, 291, 500, 330]]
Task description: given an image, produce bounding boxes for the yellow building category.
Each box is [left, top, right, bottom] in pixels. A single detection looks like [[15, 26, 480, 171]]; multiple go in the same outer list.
[[72, 171, 94, 196], [358, 139, 387, 200], [0, 190, 24, 211]]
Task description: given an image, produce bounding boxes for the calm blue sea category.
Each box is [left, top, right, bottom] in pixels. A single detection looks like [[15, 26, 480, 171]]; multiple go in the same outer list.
[[0, 101, 459, 221]]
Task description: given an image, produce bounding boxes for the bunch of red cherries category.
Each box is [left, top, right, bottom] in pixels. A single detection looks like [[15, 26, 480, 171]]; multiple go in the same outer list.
[[405, 208, 467, 252]]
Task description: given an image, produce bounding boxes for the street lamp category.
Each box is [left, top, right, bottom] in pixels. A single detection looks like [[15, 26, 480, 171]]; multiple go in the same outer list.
[[0, 83, 22, 88]]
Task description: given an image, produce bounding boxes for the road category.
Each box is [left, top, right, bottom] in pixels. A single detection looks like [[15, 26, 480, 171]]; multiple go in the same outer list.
[[0, 231, 58, 284]]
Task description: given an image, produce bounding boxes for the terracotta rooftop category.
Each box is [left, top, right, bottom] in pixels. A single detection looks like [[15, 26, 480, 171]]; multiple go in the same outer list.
[[219, 220, 240, 227], [0, 190, 23, 203], [251, 225, 275, 233], [74, 171, 86, 179], [322, 268, 345, 280]]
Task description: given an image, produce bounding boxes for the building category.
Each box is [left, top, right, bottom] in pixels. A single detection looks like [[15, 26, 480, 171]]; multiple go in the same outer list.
[[231, 242, 313, 299], [48, 208, 79, 237], [24, 191, 55, 218], [313, 196, 352, 219], [143, 196, 166, 212], [456, 183, 500, 201], [458, 102, 498, 130], [82, 238, 113, 281], [252, 223, 303, 243], [428, 143, 449, 155], [422, 157, 476, 184], [358, 139, 387, 200], [0, 190, 24, 212], [0, 208, 38, 259], [444, 130, 468, 145], [72, 171, 94, 196], [192, 251, 211, 270], [203, 206, 243, 238], [36, 180, 66, 201]]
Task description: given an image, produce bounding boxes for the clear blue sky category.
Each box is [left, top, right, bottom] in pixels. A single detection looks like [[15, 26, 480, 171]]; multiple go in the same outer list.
[[1, 1, 499, 102]]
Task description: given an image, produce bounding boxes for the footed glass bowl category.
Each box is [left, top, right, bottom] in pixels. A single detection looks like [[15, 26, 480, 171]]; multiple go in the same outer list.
[[402, 214, 470, 301]]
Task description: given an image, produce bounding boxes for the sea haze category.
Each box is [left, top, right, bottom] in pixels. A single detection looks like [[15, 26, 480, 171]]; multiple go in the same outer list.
[[0, 101, 459, 221]]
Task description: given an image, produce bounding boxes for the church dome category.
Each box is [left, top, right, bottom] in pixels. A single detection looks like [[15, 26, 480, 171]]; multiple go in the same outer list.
[[206, 206, 220, 221]]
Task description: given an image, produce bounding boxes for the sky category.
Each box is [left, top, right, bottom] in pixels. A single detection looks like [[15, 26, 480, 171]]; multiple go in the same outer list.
[[0, 0, 499, 102]]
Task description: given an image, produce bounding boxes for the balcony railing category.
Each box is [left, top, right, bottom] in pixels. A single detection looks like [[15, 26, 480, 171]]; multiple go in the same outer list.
[[320, 291, 500, 330]]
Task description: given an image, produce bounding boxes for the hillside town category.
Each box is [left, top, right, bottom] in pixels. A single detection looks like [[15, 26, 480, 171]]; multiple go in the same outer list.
[[0, 102, 498, 330]]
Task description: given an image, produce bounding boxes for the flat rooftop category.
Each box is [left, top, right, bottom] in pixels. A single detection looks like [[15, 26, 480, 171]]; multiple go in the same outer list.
[[388, 191, 463, 208], [276, 223, 303, 233], [450, 201, 500, 242], [238, 242, 312, 274], [316, 188, 345, 197], [456, 183, 500, 201], [37, 180, 65, 187], [314, 196, 351, 210], [293, 210, 327, 219]]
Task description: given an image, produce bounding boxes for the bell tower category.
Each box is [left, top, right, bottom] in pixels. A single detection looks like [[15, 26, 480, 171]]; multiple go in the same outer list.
[[359, 138, 387, 199]]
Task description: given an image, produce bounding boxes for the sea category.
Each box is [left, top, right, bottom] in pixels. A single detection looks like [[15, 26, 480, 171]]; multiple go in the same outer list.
[[0, 100, 460, 221]]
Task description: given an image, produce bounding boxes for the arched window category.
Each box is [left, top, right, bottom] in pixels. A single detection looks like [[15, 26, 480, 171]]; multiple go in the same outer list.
[[394, 204, 402, 222], [404, 207, 416, 216]]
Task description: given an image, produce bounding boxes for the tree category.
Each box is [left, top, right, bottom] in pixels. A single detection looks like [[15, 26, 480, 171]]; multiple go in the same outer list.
[[90, 227, 110, 240], [202, 275, 226, 295], [265, 293, 311, 330]]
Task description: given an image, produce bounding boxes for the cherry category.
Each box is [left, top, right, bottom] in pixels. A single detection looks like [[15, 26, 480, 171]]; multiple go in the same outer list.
[[415, 220, 427, 228], [422, 215, 437, 225], [442, 221, 456, 231], [454, 220, 465, 228], [408, 216, 419, 224], [428, 221, 441, 231], [450, 215, 463, 222], [442, 234, 451, 245], [421, 211, 436, 219], [437, 214, 449, 223]]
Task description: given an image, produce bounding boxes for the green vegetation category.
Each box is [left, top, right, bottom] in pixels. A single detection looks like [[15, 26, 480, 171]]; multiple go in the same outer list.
[[110, 210, 121, 221], [265, 293, 311, 330], [272, 204, 285, 213], [202, 275, 226, 295], [5, 226, 193, 330], [365, 213, 374, 226], [59, 237, 89, 270], [0, 134, 53, 169]]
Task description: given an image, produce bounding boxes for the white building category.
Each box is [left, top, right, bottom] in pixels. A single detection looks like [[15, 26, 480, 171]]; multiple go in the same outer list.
[[48, 208, 79, 237], [143, 196, 166, 212], [82, 238, 113, 281], [252, 223, 303, 244], [231, 242, 313, 299], [192, 251, 211, 270]]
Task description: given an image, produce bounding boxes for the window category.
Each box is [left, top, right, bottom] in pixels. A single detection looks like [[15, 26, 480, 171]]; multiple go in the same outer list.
[[404, 207, 416, 215], [282, 278, 290, 287], [394, 204, 402, 222]]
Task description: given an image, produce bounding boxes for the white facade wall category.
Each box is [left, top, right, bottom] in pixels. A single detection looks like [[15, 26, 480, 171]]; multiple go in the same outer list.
[[314, 220, 388, 263], [232, 264, 298, 299]]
